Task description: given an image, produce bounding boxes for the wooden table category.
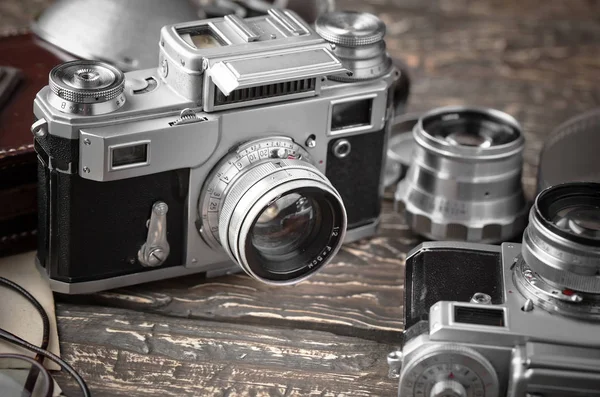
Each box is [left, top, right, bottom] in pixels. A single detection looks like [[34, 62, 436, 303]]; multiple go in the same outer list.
[[3, 0, 600, 395]]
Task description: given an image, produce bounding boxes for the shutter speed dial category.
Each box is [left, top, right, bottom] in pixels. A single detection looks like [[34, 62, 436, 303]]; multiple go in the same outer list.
[[399, 344, 499, 397]]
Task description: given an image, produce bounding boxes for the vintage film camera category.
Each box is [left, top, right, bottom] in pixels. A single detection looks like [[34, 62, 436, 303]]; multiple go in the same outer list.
[[32, 9, 404, 293], [388, 182, 600, 397]]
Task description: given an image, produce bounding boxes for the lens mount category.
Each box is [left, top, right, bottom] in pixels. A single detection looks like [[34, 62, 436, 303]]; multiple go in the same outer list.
[[394, 106, 528, 243], [199, 137, 347, 285], [522, 182, 600, 293]]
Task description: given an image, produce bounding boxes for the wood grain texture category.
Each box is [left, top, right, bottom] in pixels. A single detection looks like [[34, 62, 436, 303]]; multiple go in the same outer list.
[[2, 0, 600, 395], [52, 304, 398, 397]]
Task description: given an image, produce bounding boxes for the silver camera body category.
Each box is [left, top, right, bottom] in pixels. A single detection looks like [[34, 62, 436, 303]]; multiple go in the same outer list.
[[390, 239, 600, 397], [33, 10, 401, 293]]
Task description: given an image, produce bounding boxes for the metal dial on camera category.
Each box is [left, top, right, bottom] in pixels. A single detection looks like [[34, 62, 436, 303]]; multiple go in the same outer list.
[[47, 60, 126, 115], [399, 344, 499, 397], [315, 11, 392, 81]]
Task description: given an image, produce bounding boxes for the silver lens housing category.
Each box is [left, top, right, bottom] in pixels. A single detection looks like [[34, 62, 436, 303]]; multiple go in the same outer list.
[[199, 137, 347, 285], [394, 106, 528, 243], [47, 60, 126, 115], [522, 183, 600, 293]]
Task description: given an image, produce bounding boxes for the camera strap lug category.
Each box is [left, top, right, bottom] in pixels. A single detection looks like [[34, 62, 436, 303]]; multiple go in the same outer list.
[[138, 201, 170, 267]]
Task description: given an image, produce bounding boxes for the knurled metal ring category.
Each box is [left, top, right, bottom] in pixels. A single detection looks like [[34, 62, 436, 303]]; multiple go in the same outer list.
[[315, 11, 386, 47], [49, 60, 125, 104]]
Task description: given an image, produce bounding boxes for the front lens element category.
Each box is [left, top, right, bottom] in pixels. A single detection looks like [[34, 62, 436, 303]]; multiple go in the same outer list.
[[251, 193, 318, 269], [553, 205, 600, 239], [423, 109, 520, 148]]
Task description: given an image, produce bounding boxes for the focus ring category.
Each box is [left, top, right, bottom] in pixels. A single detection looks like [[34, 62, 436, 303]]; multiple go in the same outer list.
[[218, 160, 288, 246]]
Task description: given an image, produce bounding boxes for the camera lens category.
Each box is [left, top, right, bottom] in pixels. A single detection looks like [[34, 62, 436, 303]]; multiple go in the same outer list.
[[394, 107, 528, 243], [250, 193, 318, 271], [199, 137, 347, 285], [522, 182, 600, 293]]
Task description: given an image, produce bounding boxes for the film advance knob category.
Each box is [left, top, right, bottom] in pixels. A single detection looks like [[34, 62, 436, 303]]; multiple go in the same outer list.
[[316, 11, 391, 81], [315, 11, 386, 47], [47, 60, 126, 115]]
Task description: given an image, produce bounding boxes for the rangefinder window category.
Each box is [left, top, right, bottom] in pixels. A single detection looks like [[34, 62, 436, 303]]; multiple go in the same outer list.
[[111, 143, 148, 169], [178, 26, 227, 49], [331, 98, 373, 131]]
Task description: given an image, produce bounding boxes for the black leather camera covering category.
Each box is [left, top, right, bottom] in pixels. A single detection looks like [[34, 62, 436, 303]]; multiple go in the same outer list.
[[326, 128, 386, 229], [404, 247, 504, 330], [36, 134, 189, 282]]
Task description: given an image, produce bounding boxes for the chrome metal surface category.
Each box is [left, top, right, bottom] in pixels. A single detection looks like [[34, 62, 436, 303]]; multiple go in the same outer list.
[[395, 106, 528, 243], [513, 258, 600, 320], [32, 0, 200, 70], [398, 343, 499, 397], [47, 60, 126, 115], [316, 11, 392, 81], [238, 0, 335, 24], [471, 292, 492, 304], [30, 118, 47, 138], [138, 202, 170, 268], [522, 183, 600, 293], [331, 138, 351, 158], [429, 380, 467, 397], [315, 11, 385, 46], [387, 350, 403, 379]]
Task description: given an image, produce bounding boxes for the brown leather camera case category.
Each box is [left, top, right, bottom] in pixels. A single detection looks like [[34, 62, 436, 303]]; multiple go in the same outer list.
[[0, 32, 64, 256]]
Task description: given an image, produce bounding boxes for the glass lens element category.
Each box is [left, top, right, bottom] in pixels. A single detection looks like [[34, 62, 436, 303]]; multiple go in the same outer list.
[[553, 205, 600, 239], [251, 193, 319, 273], [424, 111, 520, 147]]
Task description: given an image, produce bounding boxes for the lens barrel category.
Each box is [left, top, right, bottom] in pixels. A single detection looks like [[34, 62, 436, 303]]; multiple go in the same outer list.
[[199, 137, 347, 284], [394, 106, 528, 243], [522, 182, 600, 293]]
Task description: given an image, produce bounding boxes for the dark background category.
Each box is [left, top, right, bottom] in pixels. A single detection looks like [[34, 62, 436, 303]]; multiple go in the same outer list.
[[2, 0, 600, 395]]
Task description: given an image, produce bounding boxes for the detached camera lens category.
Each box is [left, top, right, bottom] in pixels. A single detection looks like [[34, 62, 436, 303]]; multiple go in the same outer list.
[[523, 183, 600, 293], [395, 107, 528, 243], [199, 137, 347, 285]]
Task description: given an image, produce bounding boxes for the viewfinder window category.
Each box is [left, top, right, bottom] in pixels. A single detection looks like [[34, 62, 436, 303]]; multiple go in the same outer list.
[[331, 98, 373, 131], [178, 26, 227, 49], [112, 144, 148, 168]]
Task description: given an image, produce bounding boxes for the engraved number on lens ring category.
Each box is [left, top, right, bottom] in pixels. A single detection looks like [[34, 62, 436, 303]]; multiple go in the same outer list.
[[332, 139, 351, 158], [199, 137, 311, 246], [399, 344, 499, 397]]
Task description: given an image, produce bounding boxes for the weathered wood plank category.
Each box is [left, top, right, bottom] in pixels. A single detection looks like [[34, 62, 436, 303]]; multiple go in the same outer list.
[[52, 305, 398, 397]]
